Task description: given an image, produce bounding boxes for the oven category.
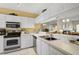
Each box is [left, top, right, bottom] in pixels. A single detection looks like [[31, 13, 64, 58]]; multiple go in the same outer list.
[[4, 21, 21, 50], [4, 37, 20, 50], [4, 31, 21, 50]]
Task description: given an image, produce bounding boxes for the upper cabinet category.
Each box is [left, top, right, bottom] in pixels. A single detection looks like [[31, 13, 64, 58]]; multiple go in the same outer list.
[[0, 14, 6, 28], [36, 4, 79, 23], [21, 17, 35, 28], [0, 14, 35, 28]]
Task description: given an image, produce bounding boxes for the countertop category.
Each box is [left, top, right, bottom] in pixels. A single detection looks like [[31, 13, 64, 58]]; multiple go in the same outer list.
[[31, 33, 79, 55], [40, 38, 79, 55]]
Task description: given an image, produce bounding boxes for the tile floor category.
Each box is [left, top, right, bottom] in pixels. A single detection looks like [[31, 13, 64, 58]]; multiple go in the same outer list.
[[4, 48, 36, 55]]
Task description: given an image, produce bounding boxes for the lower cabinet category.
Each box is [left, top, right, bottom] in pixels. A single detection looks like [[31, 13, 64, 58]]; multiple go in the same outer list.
[[36, 38, 64, 55], [21, 34, 33, 48], [49, 46, 63, 55], [0, 36, 4, 53], [41, 41, 49, 55], [36, 38, 42, 55]]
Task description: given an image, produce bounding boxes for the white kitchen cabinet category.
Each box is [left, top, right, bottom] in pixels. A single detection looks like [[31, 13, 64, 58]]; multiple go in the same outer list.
[[0, 21, 5, 28], [0, 15, 6, 28], [53, 34, 79, 41], [29, 35, 33, 47], [41, 41, 49, 55], [21, 17, 35, 28], [37, 38, 49, 55], [36, 37, 64, 55], [0, 14, 35, 28], [41, 39, 63, 55], [53, 34, 68, 40], [36, 38, 42, 55], [49, 46, 63, 55], [0, 36, 4, 53], [21, 34, 33, 48]]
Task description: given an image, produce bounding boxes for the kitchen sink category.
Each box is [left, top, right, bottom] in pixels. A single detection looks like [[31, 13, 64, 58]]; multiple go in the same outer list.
[[40, 36, 57, 41], [45, 37, 57, 40]]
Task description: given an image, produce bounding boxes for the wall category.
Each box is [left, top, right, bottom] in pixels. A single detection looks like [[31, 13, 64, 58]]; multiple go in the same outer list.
[[34, 23, 42, 32], [22, 23, 43, 33]]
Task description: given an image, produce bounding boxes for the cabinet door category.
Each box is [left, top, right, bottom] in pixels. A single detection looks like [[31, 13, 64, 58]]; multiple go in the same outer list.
[[21, 35, 27, 48], [21, 34, 33, 48], [41, 41, 49, 55], [0, 21, 5, 28], [0, 36, 4, 53], [49, 46, 63, 55], [0, 15, 6, 28], [36, 38, 42, 55], [25, 35, 33, 47], [21, 17, 35, 28]]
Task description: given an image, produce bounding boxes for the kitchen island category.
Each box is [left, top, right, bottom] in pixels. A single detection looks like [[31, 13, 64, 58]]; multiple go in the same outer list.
[[32, 33, 79, 55]]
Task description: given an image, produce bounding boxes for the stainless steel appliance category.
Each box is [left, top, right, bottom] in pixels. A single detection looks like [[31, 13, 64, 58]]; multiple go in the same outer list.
[[4, 22, 21, 50], [4, 30, 21, 50], [5, 30, 21, 37], [4, 37, 20, 50], [33, 35, 37, 53], [6, 22, 20, 28]]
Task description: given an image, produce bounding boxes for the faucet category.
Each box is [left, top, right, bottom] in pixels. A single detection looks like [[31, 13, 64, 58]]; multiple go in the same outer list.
[[49, 33, 53, 40]]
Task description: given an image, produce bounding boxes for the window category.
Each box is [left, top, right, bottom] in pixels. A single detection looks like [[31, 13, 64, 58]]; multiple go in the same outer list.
[[76, 24, 79, 32]]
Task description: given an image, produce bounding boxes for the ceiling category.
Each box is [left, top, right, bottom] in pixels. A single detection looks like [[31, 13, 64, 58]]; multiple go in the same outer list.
[[0, 3, 51, 14], [0, 3, 79, 19]]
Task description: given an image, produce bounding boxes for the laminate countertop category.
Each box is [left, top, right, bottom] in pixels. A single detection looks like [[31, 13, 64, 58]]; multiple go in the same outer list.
[[40, 38, 79, 55], [31, 33, 79, 55]]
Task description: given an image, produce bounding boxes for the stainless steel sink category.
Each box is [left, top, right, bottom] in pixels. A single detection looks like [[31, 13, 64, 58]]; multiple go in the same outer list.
[[40, 36, 57, 41], [45, 37, 57, 40]]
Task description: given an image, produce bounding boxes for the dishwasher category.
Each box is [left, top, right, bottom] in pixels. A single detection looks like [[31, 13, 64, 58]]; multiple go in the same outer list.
[[33, 35, 37, 53]]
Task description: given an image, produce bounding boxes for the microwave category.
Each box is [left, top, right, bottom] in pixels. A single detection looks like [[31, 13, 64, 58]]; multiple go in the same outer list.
[[6, 22, 20, 28]]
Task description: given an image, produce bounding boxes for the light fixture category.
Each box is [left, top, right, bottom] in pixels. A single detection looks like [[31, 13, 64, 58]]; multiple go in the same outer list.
[[66, 19, 70, 22], [62, 20, 65, 22], [42, 9, 47, 13], [43, 24, 47, 26]]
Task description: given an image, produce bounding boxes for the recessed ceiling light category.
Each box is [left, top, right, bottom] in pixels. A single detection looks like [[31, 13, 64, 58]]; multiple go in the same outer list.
[[62, 20, 65, 22], [67, 19, 70, 22]]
